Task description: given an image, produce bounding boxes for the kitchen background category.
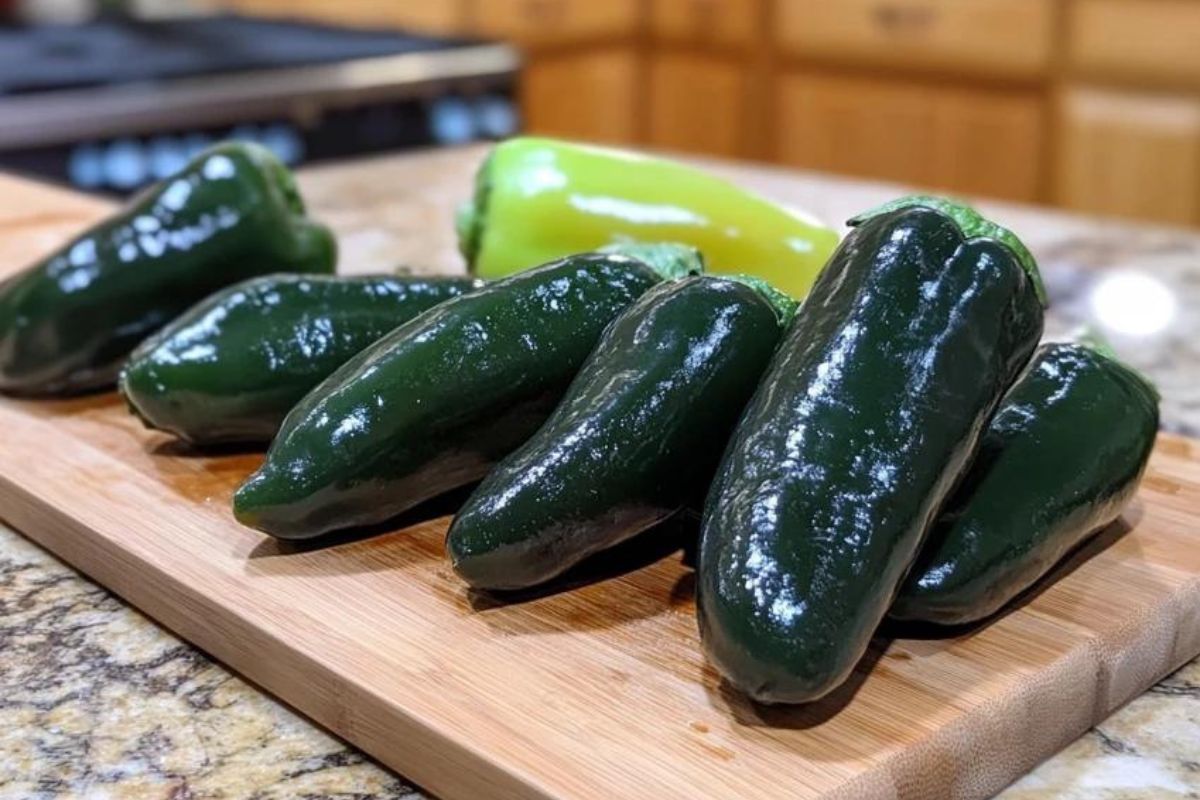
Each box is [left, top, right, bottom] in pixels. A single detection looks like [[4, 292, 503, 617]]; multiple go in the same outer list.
[[1, 3, 1198, 799], [2, 0, 1198, 229]]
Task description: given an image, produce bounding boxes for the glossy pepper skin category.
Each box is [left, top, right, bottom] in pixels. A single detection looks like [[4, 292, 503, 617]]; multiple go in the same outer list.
[[457, 136, 840, 299], [234, 246, 700, 540], [447, 275, 794, 591], [120, 273, 481, 446], [697, 197, 1046, 705], [0, 142, 336, 395], [891, 342, 1159, 625]]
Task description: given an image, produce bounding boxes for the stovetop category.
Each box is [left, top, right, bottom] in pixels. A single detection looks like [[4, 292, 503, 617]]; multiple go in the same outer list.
[[0, 14, 480, 95]]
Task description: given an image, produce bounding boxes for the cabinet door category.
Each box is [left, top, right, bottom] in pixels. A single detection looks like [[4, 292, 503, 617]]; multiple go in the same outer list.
[[776, 72, 1044, 202], [648, 53, 748, 157], [650, 0, 758, 48], [1056, 88, 1200, 226], [931, 91, 1045, 202], [521, 49, 638, 144]]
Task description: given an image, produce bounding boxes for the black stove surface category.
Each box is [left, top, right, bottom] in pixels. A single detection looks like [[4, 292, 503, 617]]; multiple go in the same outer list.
[[0, 14, 479, 95]]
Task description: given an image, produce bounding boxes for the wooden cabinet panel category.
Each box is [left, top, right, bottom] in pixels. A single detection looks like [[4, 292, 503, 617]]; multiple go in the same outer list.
[[650, 0, 758, 47], [931, 91, 1045, 202], [648, 54, 748, 156], [217, 0, 468, 33], [521, 48, 638, 144], [776, 73, 1044, 202], [1069, 0, 1200, 87], [470, 0, 639, 45], [776, 0, 1053, 78], [777, 74, 935, 186], [320, 1, 466, 32], [1056, 89, 1200, 226]]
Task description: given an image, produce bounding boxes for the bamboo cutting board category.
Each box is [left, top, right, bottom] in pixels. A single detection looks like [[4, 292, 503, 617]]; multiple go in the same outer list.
[[0, 171, 1198, 800]]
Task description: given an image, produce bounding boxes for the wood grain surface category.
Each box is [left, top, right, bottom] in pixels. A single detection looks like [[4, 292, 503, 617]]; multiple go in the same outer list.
[[0, 168, 1197, 800]]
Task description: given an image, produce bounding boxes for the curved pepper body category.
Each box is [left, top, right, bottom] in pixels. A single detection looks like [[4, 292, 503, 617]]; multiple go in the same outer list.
[[457, 137, 839, 299], [447, 275, 787, 591], [121, 273, 481, 446], [0, 142, 336, 395], [234, 251, 683, 540], [891, 342, 1159, 625], [697, 202, 1045, 704]]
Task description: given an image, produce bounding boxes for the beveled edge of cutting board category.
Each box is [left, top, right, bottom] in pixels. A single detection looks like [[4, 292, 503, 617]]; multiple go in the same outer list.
[[1, 392, 1198, 800]]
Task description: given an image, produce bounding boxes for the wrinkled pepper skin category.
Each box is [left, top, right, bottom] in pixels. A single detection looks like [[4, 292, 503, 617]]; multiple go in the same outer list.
[[697, 200, 1045, 705], [447, 276, 790, 591], [457, 137, 840, 299], [120, 273, 481, 446], [234, 250, 694, 540], [0, 142, 336, 395], [891, 343, 1159, 625]]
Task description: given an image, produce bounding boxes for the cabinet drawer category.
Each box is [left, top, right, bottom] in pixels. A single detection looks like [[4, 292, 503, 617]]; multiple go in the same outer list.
[[471, 0, 639, 45], [1069, 0, 1200, 87], [776, 72, 1045, 202], [776, 0, 1053, 78], [1055, 88, 1200, 226], [337, 1, 467, 33], [219, 0, 468, 33], [651, 0, 758, 47]]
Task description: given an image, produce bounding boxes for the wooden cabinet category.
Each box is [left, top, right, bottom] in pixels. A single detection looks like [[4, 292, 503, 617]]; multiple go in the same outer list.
[[646, 1, 763, 159], [1069, 0, 1200, 87], [521, 48, 639, 144], [650, 0, 758, 48], [469, 0, 640, 45], [469, 0, 641, 146], [217, 0, 468, 33], [776, 0, 1054, 79], [1056, 88, 1200, 226], [221, 0, 1200, 227], [325, 1, 466, 33], [776, 73, 1045, 202], [647, 54, 749, 157]]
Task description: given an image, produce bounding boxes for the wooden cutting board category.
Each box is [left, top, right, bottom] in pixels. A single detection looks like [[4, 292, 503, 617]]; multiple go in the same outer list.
[[0, 172, 1197, 800]]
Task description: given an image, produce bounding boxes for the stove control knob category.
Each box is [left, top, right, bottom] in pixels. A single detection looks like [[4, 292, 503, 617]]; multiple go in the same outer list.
[[476, 95, 518, 139], [148, 137, 189, 181], [261, 123, 304, 166], [430, 97, 476, 145], [183, 133, 214, 159], [67, 143, 105, 189], [104, 139, 148, 190]]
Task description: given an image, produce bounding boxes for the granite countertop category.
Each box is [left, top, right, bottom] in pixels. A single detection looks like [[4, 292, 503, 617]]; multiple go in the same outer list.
[[1, 147, 1197, 799]]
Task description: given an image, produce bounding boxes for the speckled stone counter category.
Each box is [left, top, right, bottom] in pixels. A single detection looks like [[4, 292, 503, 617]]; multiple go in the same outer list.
[[0, 148, 1196, 798]]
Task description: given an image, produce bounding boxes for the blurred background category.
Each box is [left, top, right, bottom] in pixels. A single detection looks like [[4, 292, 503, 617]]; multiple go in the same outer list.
[[1, 0, 1198, 228]]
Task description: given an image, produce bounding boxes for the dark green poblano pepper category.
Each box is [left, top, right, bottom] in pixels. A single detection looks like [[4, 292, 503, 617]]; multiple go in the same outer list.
[[891, 339, 1160, 625], [697, 196, 1046, 705], [447, 274, 795, 591], [234, 244, 702, 540], [121, 272, 482, 446], [0, 142, 336, 395]]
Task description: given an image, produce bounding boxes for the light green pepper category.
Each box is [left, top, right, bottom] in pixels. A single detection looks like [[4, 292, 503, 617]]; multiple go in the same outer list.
[[457, 137, 840, 298]]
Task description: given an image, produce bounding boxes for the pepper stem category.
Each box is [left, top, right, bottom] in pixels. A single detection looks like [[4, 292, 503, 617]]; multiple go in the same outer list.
[[724, 274, 799, 326], [1069, 326, 1161, 401], [598, 242, 704, 281], [1071, 325, 1119, 360], [457, 150, 494, 271], [848, 195, 1048, 308]]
